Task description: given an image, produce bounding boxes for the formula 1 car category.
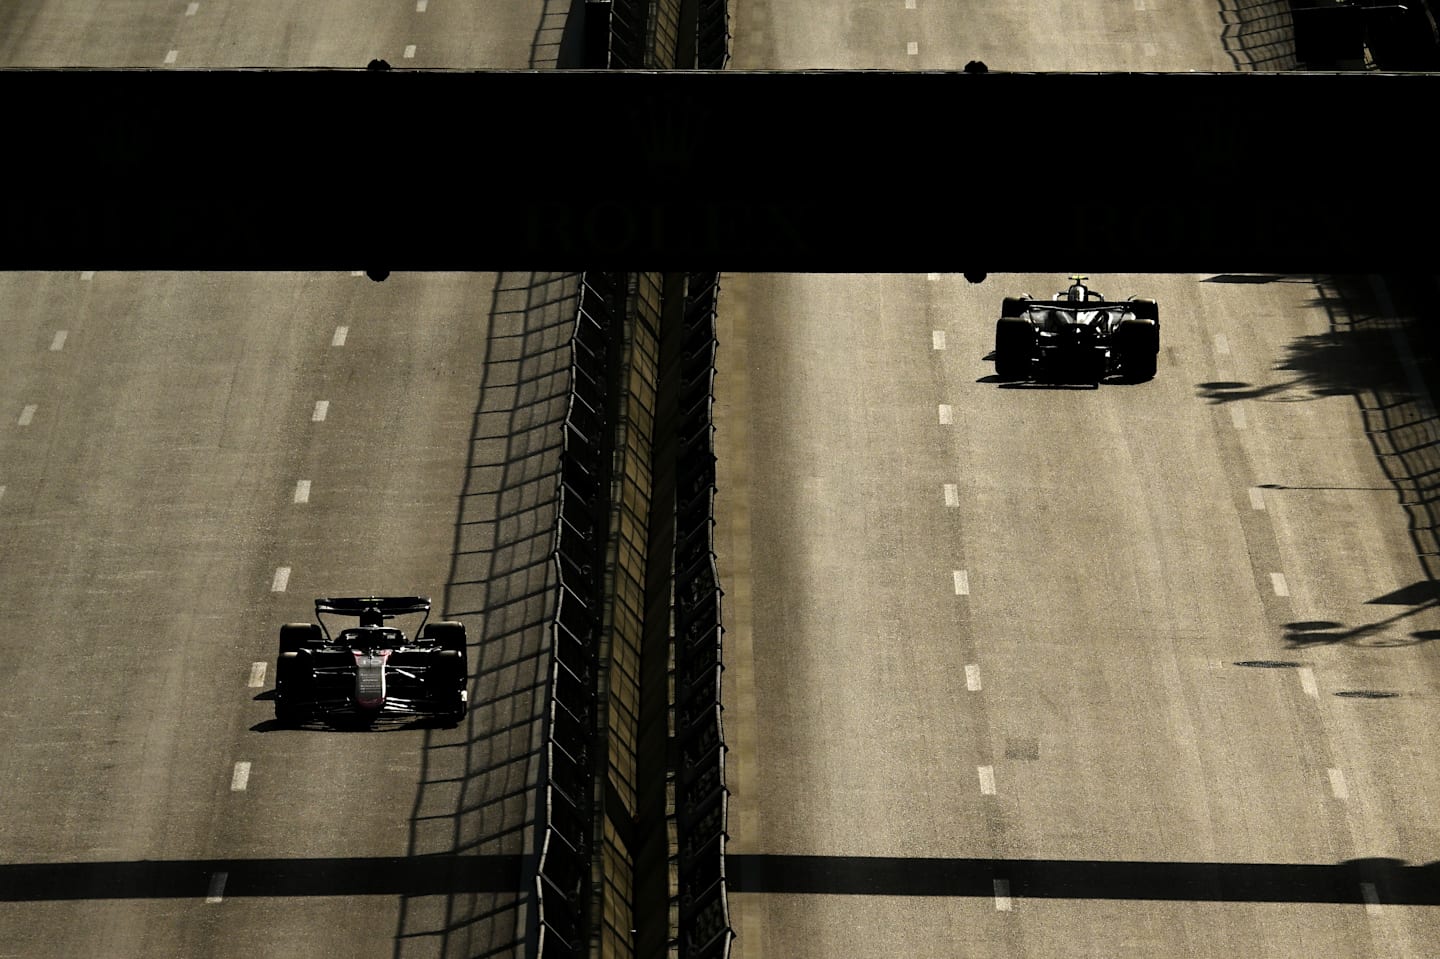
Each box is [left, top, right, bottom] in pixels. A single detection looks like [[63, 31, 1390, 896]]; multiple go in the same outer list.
[[992, 276, 1160, 384], [272, 596, 468, 727]]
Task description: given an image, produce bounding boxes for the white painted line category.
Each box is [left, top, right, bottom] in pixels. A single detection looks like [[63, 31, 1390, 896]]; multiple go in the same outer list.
[[50, 330, 68, 351], [231, 761, 251, 792], [1361, 881, 1382, 916], [993, 879, 1012, 911], [404, 44, 417, 58], [1214, 333, 1231, 355], [1271, 572, 1290, 597], [906, 0, 917, 7], [271, 566, 291, 592], [1230, 404, 1247, 429], [350, 270, 365, 277], [331, 325, 348, 346], [312, 400, 329, 422], [978, 765, 996, 795], [247, 662, 267, 688], [953, 569, 969, 595], [80, 271, 95, 281], [965, 664, 982, 691], [932, 330, 946, 350], [205, 872, 228, 903], [416, 0, 427, 9], [18, 405, 37, 426], [164, 49, 178, 64], [943, 483, 959, 507], [1328, 767, 1349, 800], [906, 41, 919, 55], [938, 404, 953, 425], [926, 271, 937, 279], [186, 1, 199, 13], [1249, 487, 1266, 511], [1299, 666, 1318, 698], [294, 480, 311, 504]]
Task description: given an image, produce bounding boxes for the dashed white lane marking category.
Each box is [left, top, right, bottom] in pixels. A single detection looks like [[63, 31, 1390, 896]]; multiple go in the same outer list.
[[953, 569, 969, 595], [938, 404, 953, 425], [416, 0, 427, 9], [404, 44, 417, 58], [231, 761, 251, 792], [1230, 404, 1247, 429], [50, 330, 68, 351], [943, 483, 959, 507], [331, 325, 348, 346], [1271, 572, 1290, 597], [312, 400, 329, 422], [247, 662, 267, 688], [932, 330, 946, 350], [186, 1, 198, 12], [350, 270, 365, 277], [80, 270, 95, 281], [294, 480, 311, 503], [978, 765, 996, 795], [205, 872, 228, 903], [1299, 666, 1318, 698], [1361, 882, 1382, 916], [1328, 767, 1349, 800], [271, 566, 291, 592], [925, 271, 937, 279], [906, 41, 918, 55], [164, 49, 178, 64], [1214, 333, 1231, 355], [993, 879, 1012, 911], [18, 405, 37, 426], [1249, 487, 1266, 510], [965, 664, 982, 691]]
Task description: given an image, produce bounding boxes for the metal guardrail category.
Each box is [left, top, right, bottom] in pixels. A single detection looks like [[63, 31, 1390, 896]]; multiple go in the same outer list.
[[671, 273, 734, 959], [536, 272, 625, 958]]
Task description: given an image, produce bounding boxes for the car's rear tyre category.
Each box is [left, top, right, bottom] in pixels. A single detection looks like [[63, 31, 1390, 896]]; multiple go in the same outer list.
[[432, 649, 468, 726], [1129, 298, 1159, 323], [994, 316, 1035, 380], [1115, 319, 1159, 382], [279, 623, 320, 655], [423, 620, 468, 676], [274, 650, 307, 724], [1001, 296, 1029, 318]]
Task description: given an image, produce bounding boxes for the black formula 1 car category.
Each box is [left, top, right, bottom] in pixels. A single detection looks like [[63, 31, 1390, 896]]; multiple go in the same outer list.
[[272, 596, 468, 727], [992, 276, 1160, 384]]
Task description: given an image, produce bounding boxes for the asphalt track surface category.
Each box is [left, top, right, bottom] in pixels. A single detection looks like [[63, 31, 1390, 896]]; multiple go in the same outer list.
[[714, 5, 1439, 959], [0, 269, 578, 958], [0, 3, 585, 958]]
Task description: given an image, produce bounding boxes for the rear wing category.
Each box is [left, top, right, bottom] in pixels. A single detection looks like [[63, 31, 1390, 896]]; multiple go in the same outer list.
[[314, 596, 433, 642], [315, 596, 432, 618]]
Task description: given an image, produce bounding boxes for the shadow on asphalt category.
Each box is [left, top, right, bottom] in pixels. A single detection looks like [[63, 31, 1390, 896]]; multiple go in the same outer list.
[[727, 853, 1440, 903], [392, 272, 580, 959], [1194, 275, 1440, 650], [0, 855, 523, 901]]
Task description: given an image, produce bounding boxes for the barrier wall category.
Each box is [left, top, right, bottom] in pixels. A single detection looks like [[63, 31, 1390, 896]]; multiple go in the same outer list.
[[535, 273, 626, 959], [670, 274, 733, 959], [538, 5, 735, 958], [589, 0, 730, 67]]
